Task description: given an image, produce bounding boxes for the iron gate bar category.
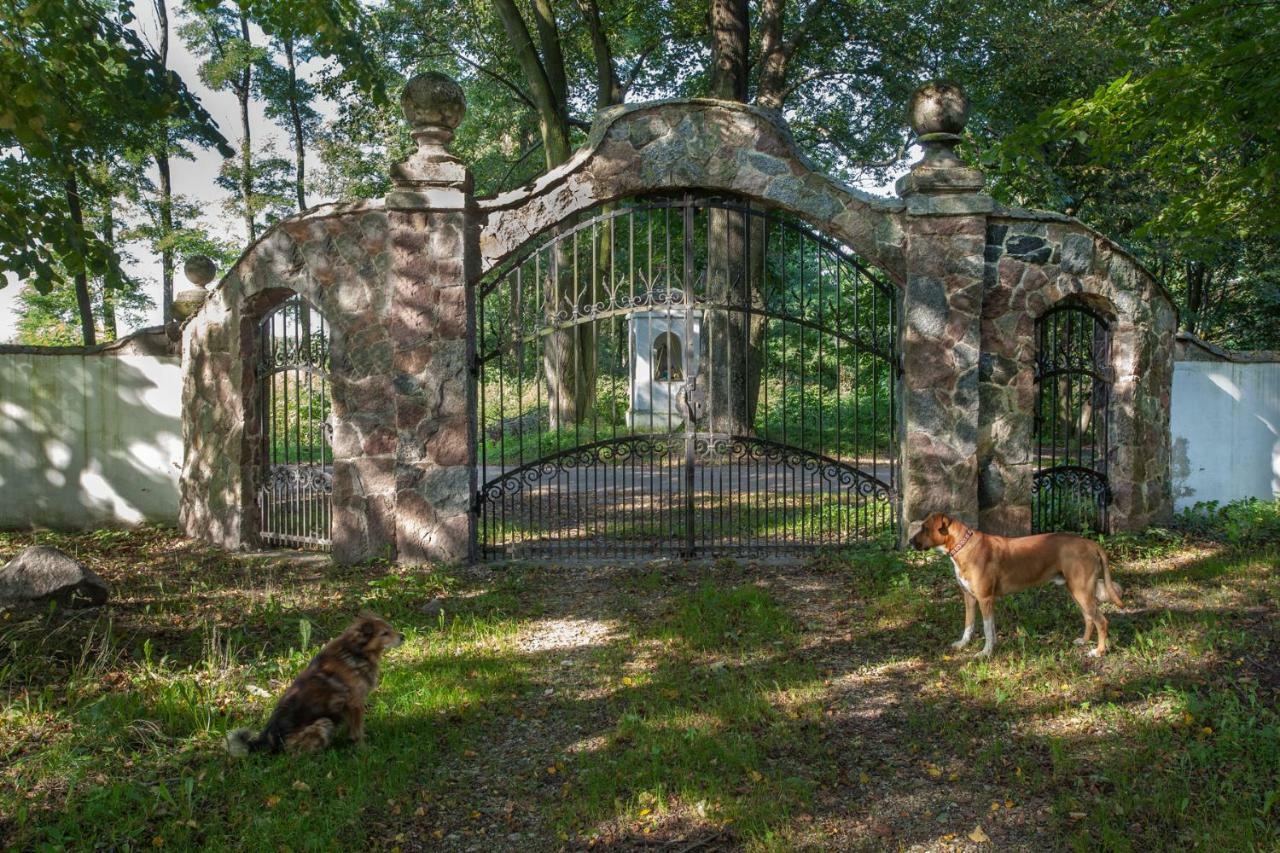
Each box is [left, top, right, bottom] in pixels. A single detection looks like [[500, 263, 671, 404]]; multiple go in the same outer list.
[[473, 194, 899, 559], [1033, 302, 1112, 534], [257, 294, 333, 550]]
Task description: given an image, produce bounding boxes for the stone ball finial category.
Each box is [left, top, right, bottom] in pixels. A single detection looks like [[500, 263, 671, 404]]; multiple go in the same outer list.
[[183, 255, 217, 287], [908, 81, 969, 139], [401, 71, 466, 137]]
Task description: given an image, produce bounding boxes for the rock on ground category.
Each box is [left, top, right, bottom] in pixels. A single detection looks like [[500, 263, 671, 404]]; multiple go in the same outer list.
[[0, 546, 110, 607]]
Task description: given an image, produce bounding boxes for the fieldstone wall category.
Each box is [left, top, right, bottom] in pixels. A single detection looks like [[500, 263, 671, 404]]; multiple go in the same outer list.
[[179, 202, 398, 562], [477, 100, 908, 282], [979, 209, 1177, 533], [179, 73, 1177, 563]]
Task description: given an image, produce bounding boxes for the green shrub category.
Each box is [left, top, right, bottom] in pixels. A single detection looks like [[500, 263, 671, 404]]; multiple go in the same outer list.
[[1176, 497, 1280, 544]]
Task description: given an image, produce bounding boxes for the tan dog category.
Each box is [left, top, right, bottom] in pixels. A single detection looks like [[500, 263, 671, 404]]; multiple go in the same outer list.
[[909, 513, 1122, 658]]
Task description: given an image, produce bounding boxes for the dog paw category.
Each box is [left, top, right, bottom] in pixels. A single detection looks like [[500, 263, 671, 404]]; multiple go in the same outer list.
[[951, 639, 969, 650], [1087, 648, 1105, 658], [976, 648, 993, 659]]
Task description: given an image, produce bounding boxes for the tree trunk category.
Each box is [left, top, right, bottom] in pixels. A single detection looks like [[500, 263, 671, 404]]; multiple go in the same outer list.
[[155, 0, 175, 323], [708, 0, 749, 100], [704, 0, 762, 435], [492, 0, 597, 427], [756, 0, 789, 108], [576, 0, 621, 108], [490, 0, 571, 168], [238, 9, 256, 242], [283, 35, 307, 211], [65, 174, 96, 346], [1185, 259, 1207, 337], [101, 204, 117, 340]]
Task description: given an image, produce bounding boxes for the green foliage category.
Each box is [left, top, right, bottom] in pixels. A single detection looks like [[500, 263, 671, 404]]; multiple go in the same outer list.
[[0, 0, 227, 294], [15, 276, 153, 346], [1176, 497, 1280, 545]]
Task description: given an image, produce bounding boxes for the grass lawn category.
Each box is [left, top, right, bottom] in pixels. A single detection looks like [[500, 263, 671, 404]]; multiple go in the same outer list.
[[1, 527, 1277, 851]]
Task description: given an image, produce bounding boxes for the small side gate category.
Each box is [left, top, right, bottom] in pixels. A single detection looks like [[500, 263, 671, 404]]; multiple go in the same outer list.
[[256, 294, 333, 550], [1033, 303, 1112, 532], [472, 195, 900, 559]]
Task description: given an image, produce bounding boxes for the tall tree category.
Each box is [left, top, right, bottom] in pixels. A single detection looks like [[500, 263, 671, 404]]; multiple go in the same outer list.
[[0, 0, 227, 342], [259, 31, 321, 210], [152, 0, 177, 323], [180, 2, 263, 240]]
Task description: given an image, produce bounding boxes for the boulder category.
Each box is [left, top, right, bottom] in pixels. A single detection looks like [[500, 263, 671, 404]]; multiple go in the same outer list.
[[0, 546, 110, 607]]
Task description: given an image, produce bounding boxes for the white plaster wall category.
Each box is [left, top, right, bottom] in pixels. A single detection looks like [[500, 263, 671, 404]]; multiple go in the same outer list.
[[1171, 360, 1280, 510], [0, 353, 182, 528]]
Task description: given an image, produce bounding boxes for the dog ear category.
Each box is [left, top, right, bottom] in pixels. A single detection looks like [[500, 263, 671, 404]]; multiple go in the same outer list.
[[355, 612, 379, 639], [937, 514, 950, 536]]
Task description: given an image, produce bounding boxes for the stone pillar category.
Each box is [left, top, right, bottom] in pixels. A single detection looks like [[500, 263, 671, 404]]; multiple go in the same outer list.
[[895, 82, 991, 539], [385, 72, 475, 563]]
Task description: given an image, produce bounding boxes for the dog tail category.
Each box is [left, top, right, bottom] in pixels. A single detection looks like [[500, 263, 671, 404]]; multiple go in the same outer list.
[[225, 727, 268, 757], [1096, 549, 1124, 608]]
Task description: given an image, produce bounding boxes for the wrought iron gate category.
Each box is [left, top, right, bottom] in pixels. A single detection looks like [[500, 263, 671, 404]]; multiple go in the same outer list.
[[256, 294, 333, 550], [472, 195, 899, 559], [1033, 303, 1112, 532]]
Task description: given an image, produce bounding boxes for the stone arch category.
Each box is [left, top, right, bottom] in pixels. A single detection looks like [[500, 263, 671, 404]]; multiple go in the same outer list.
[[178, 72, 1178, 564], [180, 203, 396, 562], [979, 212, 1178, 534], [475, 100, 908, 285]]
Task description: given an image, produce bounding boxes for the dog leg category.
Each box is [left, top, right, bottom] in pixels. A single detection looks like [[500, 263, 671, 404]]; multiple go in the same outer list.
[[1069, 585, 1105, 654], [976, 598, 996, 658], [284, 718, 335, 753], [1073, 614, 1095, 646], [952, 591, 977, 649], [1088, 603, 1109, 657], [347, 703, 366, 743]]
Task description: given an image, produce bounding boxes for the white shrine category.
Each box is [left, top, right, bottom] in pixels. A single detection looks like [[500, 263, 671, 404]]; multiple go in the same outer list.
[[627, 304, 703, 431]]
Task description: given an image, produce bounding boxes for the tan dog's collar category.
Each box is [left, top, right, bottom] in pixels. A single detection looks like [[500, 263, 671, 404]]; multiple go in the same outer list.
[[946, 527, 974, 558]]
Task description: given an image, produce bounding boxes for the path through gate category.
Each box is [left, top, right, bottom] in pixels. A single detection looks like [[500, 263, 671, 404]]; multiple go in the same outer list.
[[472, 196, 899, 559], [256, 294, 333, 550], [1033, 303, 1112, 532]]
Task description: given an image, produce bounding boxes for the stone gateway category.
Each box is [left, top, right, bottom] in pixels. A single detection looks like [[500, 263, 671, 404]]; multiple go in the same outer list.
[[178, 72, 1175, 564]]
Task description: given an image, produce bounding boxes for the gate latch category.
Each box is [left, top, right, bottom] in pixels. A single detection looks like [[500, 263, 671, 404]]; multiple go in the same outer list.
[[679, 377, 707, 425]]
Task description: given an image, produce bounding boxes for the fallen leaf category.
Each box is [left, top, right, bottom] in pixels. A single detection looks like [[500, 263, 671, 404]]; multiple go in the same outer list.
[[969, 825, 990, 843], [1069, 811, 1087, 820], [859, 772, 870, 785], [291, 780, 310, 792], [1005, 800, 1014, 809], [749, 770, 763, 783], [265, 795, 280, 808], [638, 807, 651, 817]]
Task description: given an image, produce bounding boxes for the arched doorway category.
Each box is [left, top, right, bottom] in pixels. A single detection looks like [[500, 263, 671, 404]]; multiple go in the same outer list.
[[473, 194, 899, 559], [255, 293, 333, 550], [1032, 302, 1112, 532]]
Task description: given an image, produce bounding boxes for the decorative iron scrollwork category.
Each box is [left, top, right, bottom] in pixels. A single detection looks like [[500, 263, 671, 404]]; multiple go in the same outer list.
[[1032, 465, 1111, 503], [265, 464, 334, 496]]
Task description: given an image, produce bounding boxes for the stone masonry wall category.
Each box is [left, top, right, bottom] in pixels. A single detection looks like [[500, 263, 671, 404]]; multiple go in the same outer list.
[[180, 80, 1177, 563], [180, 202, 396, 562], [477, 100, 909, 283], [979, 208, 1177, 533]]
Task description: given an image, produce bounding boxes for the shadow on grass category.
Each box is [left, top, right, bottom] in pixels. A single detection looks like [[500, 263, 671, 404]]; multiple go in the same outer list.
[[3, 533, 1278, 850]]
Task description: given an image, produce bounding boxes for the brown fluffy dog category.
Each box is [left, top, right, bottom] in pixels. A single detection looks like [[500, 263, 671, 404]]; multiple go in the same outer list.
[[910, 513, 1123, 658], [226, 614, 404, 756]]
